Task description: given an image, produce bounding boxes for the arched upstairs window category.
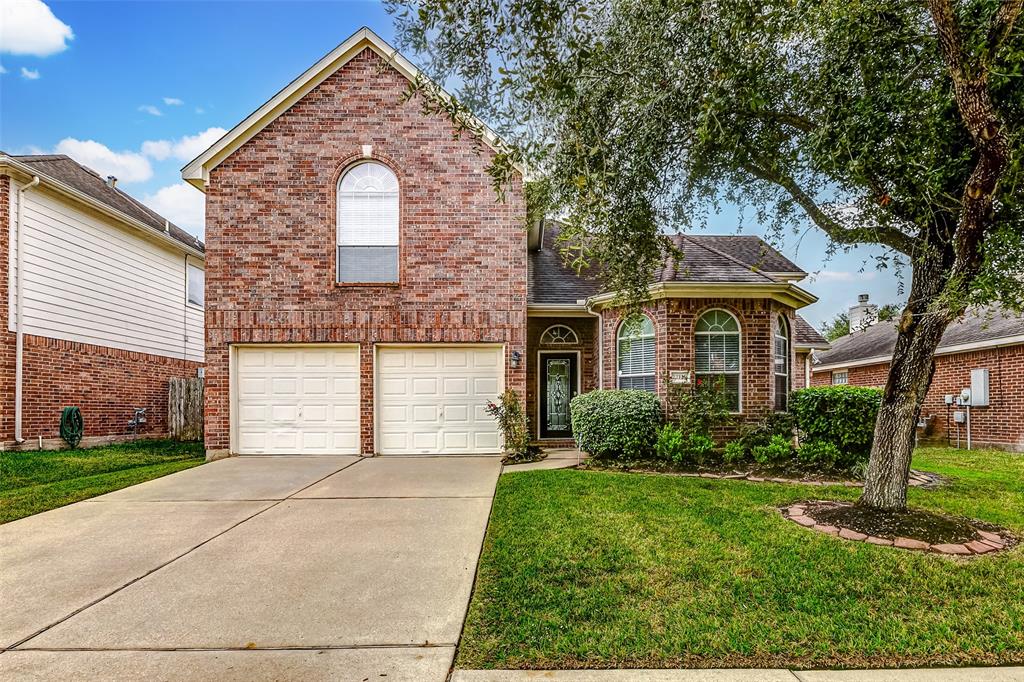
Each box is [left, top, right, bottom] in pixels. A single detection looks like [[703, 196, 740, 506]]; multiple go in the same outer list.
[[695, 309, 741, 412], [540, 324, 579, 345], [617, 314, 655, 391], [337, 162, 399, 283], [774, 315, 790, 411]]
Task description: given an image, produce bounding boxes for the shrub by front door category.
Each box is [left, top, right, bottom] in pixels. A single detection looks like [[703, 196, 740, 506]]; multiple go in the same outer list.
[[540, 353, 578, 439]]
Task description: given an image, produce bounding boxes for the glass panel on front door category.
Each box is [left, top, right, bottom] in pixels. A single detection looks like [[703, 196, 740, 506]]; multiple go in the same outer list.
[[546, 358, 571, 432]]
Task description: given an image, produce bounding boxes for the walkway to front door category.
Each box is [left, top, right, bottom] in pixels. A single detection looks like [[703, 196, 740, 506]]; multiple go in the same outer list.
[[1, 455, 502, 681]]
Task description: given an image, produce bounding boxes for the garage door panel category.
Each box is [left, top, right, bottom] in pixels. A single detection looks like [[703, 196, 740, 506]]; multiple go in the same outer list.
[[412, 377, 439, 395], [235, 346, 360, 455], [377, 346, 503, 455]]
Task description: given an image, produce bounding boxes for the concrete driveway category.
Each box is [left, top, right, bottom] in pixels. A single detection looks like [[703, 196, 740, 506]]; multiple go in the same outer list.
[[0, 455, 502, 681]]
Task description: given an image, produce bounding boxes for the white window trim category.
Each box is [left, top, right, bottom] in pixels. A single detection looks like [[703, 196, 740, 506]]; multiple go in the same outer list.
[[616, 314, 656, 390], [540, 324, 580, 346], [336, 161, 400, 284], [832, 370, 849, 385], [694, 308, 742, 413], [186, 262, 205, 309], [774, 314, 789, 412]]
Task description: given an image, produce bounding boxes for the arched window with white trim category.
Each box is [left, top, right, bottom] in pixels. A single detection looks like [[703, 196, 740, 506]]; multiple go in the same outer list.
[[337, 162, 399, 283], [774, 314, 790, 411], [617, 314, 655, 391], [540, 324, 579, 345], [695, 309, 741, 411]]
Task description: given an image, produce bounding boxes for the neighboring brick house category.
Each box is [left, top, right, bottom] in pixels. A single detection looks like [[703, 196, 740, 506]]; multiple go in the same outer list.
[[811, 306, 1024, 451], [183, 28, 823, 458], [1, 154, 205, 449]]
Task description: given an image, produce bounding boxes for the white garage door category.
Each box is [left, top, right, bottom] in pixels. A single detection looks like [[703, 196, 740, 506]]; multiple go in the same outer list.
[[376, 346, 504, 455], [235, 346, 360, 455]]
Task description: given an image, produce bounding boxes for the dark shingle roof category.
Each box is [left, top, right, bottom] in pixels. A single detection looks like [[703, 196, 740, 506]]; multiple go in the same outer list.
[[814, 306, 1024, 367], [7, 154, 203, 253], [528, 221, 603, 304], [529, 223, 805, 304], [793, 315, 829, 348]]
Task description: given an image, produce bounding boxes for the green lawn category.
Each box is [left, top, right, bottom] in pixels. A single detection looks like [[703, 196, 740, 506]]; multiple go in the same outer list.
[[0, 439, 205, 524], [459, 446, 1024, 670]]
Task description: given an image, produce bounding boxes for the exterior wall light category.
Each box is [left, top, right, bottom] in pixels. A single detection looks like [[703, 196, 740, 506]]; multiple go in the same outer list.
[[511, 350, 522, 369]]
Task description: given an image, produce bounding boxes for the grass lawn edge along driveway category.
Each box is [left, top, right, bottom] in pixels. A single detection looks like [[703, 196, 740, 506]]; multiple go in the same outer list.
[[1, 440, 205, 524], [458, 446, 1024, 670]]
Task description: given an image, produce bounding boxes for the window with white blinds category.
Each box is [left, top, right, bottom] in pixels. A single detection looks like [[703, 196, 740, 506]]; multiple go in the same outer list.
[[695, 309, 741, 411], [617, 314, 655, 391], [337, 162, 399, 283], [774, 314, 789, 411]]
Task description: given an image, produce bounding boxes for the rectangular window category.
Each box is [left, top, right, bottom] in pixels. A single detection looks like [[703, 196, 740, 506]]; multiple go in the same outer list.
[[617, 335, 655, 391], [832, 370, 848, 385], [187, 263, 204, 307]]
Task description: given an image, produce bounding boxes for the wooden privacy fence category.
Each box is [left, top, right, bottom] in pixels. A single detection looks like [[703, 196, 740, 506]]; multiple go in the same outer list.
[[168, 377, 204, 441]]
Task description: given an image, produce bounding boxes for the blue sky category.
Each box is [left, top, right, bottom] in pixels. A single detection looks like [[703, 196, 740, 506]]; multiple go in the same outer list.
[[0, 0, 903, 327]]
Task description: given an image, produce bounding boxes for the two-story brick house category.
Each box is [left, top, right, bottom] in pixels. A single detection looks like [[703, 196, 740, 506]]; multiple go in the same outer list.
[[184, 28, 824, 459]]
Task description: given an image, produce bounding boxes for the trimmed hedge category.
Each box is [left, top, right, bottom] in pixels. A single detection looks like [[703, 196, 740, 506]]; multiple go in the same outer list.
[[790, 386, 882, 466], [570, 390, 662, 460]]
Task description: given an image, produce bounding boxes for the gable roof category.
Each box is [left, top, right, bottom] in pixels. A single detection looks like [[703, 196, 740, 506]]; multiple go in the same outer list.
[[529, 222, 813, 307], [2, 154, 204, 257], [182, 27, 518, 191], [792, 314, 829, 349], [813, 305, 1024, 370]]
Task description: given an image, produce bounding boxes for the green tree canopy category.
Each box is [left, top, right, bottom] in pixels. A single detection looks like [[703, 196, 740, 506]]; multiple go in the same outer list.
[[389, 0, 1024, 510]]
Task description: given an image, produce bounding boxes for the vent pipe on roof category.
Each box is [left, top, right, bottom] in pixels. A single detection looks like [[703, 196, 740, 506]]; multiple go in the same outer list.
[[106, 175, 117, 189]]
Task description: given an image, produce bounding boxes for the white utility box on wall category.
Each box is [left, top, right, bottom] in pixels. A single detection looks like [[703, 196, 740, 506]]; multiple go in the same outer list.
[[970, 368, 990, 407]]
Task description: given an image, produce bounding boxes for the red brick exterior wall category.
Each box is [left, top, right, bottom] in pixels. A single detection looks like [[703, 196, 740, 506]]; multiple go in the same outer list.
[[10, 335, 202, 444], [598, 297, 798, 421], [2, 176, 202, 447], [203, 48, 527, 454], [527, 316, 600, 441], [811, 345, 1024, 450]]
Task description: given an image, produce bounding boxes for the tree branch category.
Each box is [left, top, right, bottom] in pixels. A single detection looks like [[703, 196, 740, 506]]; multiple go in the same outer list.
[[741, 160, 920, 255], [985, 0, 1024, 67], [928, 0, 1014, 289]]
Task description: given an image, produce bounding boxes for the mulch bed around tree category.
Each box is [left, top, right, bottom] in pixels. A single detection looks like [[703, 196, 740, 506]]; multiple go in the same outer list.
[[783, 500, 1015, 556]]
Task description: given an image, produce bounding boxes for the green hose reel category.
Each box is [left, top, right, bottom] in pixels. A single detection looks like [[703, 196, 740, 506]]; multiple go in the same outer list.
[[60, 406, 84, 448]]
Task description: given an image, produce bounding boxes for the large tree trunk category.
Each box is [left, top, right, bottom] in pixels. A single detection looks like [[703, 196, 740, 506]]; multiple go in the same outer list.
[[859, 253, 953, 511]]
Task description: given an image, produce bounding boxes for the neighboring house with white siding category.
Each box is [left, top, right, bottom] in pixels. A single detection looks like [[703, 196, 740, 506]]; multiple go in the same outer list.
[[1, 153, 205, 449]]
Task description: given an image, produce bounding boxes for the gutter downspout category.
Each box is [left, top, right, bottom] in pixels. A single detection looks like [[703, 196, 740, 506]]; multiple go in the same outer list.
[[585, 301, 603, 390], [14, 175, 40, 444]]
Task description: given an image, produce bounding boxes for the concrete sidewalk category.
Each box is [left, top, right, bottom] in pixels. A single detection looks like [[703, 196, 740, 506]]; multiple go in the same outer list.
[[1, 454, 502, 681], [451, 667, 1024, 681]]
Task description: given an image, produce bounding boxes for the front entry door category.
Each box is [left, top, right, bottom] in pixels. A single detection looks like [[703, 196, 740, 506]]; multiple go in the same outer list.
[[540, 353, 578, 439]]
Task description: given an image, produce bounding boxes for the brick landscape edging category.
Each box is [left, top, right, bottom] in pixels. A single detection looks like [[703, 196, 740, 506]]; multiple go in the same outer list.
[[782, 501, 1013, 556]]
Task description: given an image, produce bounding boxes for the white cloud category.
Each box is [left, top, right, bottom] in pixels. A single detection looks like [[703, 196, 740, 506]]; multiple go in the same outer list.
[[20, 66, 39, 80], [163, 97, 184, 106], [143, 183, 205, 237], [54, 138, 152, 183], [138, 104, 162, 117], [0, 0, 74, 57], [142, 126, 227, 162], [194, 107, 205, 114], [0, 64, 7, 74]]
